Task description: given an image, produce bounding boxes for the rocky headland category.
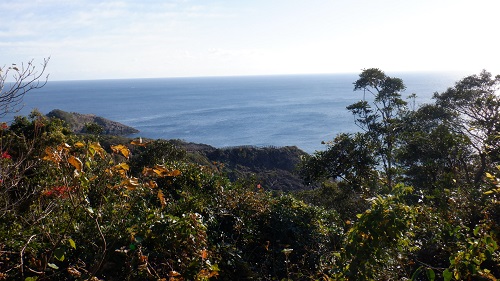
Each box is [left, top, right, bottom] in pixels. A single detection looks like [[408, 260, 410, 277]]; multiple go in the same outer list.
[[47, 109, 139, 136]]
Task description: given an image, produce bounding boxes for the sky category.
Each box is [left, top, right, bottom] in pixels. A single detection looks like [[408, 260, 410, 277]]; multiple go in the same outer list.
[[1, 0, 500, 81]]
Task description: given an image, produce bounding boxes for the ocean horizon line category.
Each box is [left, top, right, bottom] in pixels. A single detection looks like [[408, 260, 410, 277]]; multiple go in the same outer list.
[[49, 70, 469, 83]]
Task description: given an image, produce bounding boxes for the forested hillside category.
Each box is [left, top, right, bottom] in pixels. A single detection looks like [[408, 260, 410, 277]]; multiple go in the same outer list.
[[0, 68, 499, 280]]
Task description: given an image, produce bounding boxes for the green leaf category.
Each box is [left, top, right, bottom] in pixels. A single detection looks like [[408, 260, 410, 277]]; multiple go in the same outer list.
[[210, 263, 220, 273], [486, 236, 494, 245], [25, 277, 39, 281], [48, 263, 59, 270], [129, 243, 136, 250], [426, 268, 435, 281], [443, 269, 452, 281], [411, 266, 423, 280], [68, 238, 76, 249], [473, 225, 480, 236], [54, 247, 65, 262]]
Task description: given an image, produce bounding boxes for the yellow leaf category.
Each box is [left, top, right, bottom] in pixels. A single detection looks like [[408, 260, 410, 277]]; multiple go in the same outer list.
[[115, 169, 127, 177], [89, 142, 105, 159], [147, 180, 158, 189], [56, 143, 71, 155], [142, 166, 181, 177], [112, 162, 130, 176], [42, 147, 61, 164], [153, 165, 181, 177], [170, 169, 181, 177], [111, 144, 130, 158], [121, 177, 139, 190], [117, 162, 130, 170], [74, 142, 85, 148], [68, 155, 83, 172], [153, 166, 169, 177], [158, 190, 166, 207]]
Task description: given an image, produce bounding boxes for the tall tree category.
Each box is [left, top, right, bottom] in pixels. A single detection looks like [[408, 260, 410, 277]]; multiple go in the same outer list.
[[347, 68, 408, 189], [300, 133, 377, 191], [434, 70, 500, 186], [397, 105, 475, 196]]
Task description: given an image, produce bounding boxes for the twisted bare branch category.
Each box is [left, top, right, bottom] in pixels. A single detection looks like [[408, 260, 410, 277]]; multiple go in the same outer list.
[[0, 58, 50, 118]]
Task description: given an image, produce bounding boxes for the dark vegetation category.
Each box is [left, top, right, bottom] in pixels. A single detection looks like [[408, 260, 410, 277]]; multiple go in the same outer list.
[[201, 145, 309, 191], [0, 62, 499, 280]]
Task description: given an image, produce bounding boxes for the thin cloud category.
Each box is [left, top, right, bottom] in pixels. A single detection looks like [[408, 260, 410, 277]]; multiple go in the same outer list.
[[2, 0, 499, 80], [209, 48, 263, 58]]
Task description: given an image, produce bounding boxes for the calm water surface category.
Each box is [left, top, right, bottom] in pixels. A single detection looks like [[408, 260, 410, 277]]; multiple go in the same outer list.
[[9, 72, 463, 153]]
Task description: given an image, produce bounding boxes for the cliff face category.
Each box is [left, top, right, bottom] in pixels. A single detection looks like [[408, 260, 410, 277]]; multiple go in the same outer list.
[[206, 145, 304, 171], [47, 109, 139, 136], [203, 145, 310, 191]]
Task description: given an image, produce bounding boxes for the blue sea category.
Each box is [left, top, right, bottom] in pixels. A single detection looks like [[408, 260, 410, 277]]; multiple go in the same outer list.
[[8, 72, 464, 153]]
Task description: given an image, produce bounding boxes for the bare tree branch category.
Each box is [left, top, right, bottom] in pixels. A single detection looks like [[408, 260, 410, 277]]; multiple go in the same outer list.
[[0, 58, 50, 118]]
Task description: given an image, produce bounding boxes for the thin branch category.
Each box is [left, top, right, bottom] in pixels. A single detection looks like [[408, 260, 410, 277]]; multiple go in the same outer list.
[[90, 216, 108, 278], [0, 57, 50, 118], [20, 234, 37, 278]]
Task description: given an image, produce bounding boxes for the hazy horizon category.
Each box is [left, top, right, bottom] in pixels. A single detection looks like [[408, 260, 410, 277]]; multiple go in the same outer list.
[[46, 69, 470, 83]]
